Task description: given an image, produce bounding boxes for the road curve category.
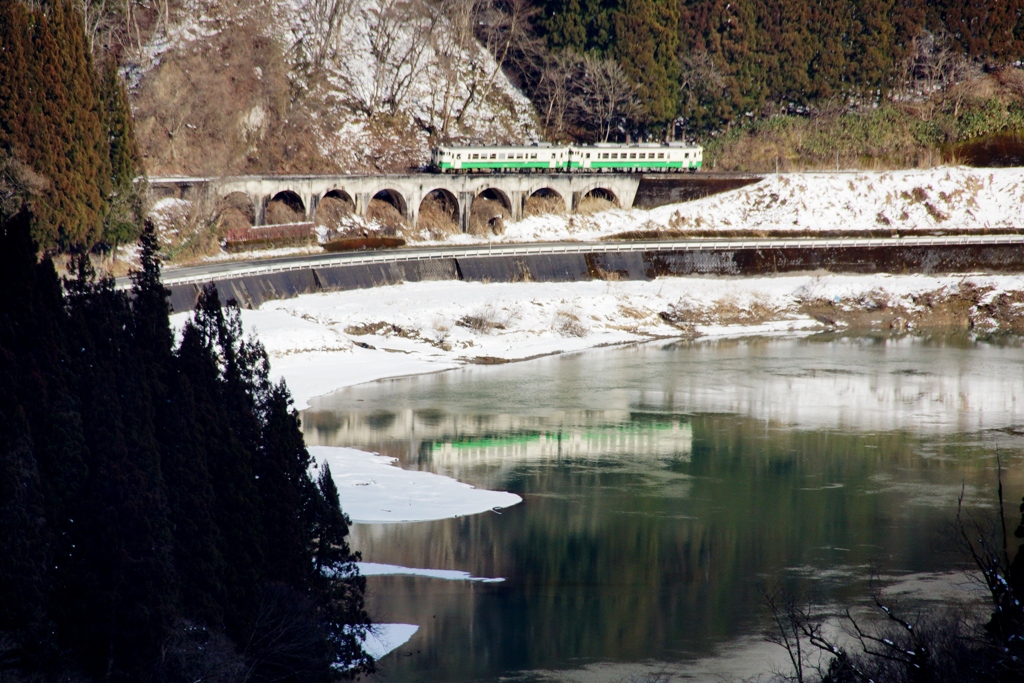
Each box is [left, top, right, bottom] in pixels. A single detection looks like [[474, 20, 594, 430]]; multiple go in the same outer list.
[[150, 234, 1024, 288]]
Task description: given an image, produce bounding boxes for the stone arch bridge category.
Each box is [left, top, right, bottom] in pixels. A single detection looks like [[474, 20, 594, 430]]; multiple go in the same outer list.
[[149, 173, 644, 233]]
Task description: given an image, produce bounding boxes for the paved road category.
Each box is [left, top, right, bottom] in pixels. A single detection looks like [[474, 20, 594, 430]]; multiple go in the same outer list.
[[149, 234, 1024, 288]]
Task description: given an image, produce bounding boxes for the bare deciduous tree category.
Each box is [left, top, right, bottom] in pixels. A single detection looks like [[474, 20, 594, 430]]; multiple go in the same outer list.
[[474, 0, 541, 108], [679, 50, 725, 122], [421, 0, 488, 137], [579, 53, 636, 142], [897, 29, 980, 117], [534, 50, 581, 139], [292, 0, 358, 73]]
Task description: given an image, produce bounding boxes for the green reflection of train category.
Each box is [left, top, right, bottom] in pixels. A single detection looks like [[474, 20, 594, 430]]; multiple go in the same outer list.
[[430, 420, 693, 464], [430, 143, 703, 173]]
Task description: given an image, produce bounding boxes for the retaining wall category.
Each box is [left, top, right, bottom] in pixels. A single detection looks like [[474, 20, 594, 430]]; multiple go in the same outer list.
[[166, 243, 1024, 313]]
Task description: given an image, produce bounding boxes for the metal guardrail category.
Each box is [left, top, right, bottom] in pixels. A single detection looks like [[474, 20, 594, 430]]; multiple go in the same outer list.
[[152, 234, 1024, 288]]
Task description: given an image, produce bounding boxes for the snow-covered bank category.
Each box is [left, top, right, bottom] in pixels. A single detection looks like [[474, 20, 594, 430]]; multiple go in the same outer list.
[[309, 446, 521, 523], [499, 167, 1024, 244], [169, 272, 1024, 410]]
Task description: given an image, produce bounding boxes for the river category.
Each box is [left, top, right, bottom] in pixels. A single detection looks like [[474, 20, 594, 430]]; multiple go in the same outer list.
[[302, 332, 1024, 682]]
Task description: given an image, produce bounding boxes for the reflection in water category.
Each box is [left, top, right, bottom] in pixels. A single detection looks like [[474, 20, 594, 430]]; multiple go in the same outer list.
[[430, 419, 692, 466], [301, 334, 1024, 682]]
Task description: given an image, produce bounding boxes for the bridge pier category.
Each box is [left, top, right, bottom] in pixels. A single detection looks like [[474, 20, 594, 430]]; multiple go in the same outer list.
[[458, 192, 473, 233], [508, 190, 525, 223]]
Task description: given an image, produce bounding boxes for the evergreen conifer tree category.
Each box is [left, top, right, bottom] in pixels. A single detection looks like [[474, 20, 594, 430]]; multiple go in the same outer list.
[[613, 0, 680, 125]]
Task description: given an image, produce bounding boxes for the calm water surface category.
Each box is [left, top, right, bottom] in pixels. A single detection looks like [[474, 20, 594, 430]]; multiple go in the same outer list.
[[302, 333, 1024, 682]]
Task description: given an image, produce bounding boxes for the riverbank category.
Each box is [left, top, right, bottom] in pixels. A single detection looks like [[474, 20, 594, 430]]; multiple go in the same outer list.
[[167, 271, 1024, 411]]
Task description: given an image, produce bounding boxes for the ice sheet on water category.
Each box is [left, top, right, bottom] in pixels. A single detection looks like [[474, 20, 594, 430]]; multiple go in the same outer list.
[[309, 446, 522, 524], [357, 562, 505, 582]]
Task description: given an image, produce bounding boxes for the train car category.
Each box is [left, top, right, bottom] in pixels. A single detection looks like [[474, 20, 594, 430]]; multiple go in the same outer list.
[[430, 142, 702, 173], [569, 143, 702, 172], [431, 145, 570, 172]]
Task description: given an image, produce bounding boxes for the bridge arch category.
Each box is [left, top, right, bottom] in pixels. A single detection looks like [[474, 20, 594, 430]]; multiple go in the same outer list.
[[575, 186, 619, 213], [417, 188, 459, 236], [474, 187, 512, 212], [265, 190, 307, 224], [322, 188, 355, 209], [368, 189, 409, 232], [524, 187, 567, 216], [370, 189, 408, 216], [469, 187, 512, 236], [316, 189, 356, 230]]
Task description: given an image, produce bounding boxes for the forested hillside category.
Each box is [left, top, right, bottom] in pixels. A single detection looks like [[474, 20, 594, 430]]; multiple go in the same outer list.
[[0, 214, 374, 681], [0, 0, 143, 252], [0, 2, 375, 679], [532, 0, 1024, 130]]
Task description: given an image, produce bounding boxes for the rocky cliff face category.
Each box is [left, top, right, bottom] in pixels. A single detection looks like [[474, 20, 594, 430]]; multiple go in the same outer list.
[[129, 0, 539, 176]]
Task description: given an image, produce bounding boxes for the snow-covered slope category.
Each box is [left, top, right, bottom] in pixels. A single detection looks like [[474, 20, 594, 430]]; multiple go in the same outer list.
[[487, 167, 1024, 244]]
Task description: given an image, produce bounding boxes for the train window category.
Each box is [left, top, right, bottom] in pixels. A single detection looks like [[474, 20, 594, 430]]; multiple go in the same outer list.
[[457, 154, 462, 159], [658, 153, 664, 159], [586, 153, 591, 159], [490, 153, 497, 159], [630, 152, 636, 159], [684, 153, 689, 158], [611, 153, 618, 159], [531, 153, 537, 159]]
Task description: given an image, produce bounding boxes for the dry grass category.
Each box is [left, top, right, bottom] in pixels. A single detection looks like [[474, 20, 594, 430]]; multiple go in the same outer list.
[[660, 294, 782, 328], [416, 194, 460, 238], [216, 207, 251, 234], [315, 196, 354, 231], [456, 303, 516, 334], [366, 199, 408, 236], [524, 193, 566, 217], [797, 281, 1024, 331], [575, 196, 616, 215], [265, 200, 305, 225], [344, 321, 418, 338], [468, 198, 508, 236], [159, 195, 223, 263], [132, 0, 336, 176], [554, 307, 588, 337]]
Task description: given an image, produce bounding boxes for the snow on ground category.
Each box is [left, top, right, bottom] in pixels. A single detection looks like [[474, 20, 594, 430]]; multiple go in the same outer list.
[[309, 446, 521, 523], [357, 562, 505, 582], [417, 166, 1024, 245], [184, 272, 1024, 410]]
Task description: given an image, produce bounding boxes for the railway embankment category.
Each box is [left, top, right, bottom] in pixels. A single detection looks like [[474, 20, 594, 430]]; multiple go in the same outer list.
[[166, 237, 1024, 312]]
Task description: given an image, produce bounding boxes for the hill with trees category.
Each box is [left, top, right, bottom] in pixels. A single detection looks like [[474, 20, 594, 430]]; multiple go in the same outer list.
[[0, 0, 143, 252], [0, 213, 374, 681], [0, 3, 375, 678], [116, 0, 1024, 174]]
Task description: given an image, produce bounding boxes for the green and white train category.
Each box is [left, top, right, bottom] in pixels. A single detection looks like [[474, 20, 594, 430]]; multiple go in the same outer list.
[[430, 142, 703, 173]]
